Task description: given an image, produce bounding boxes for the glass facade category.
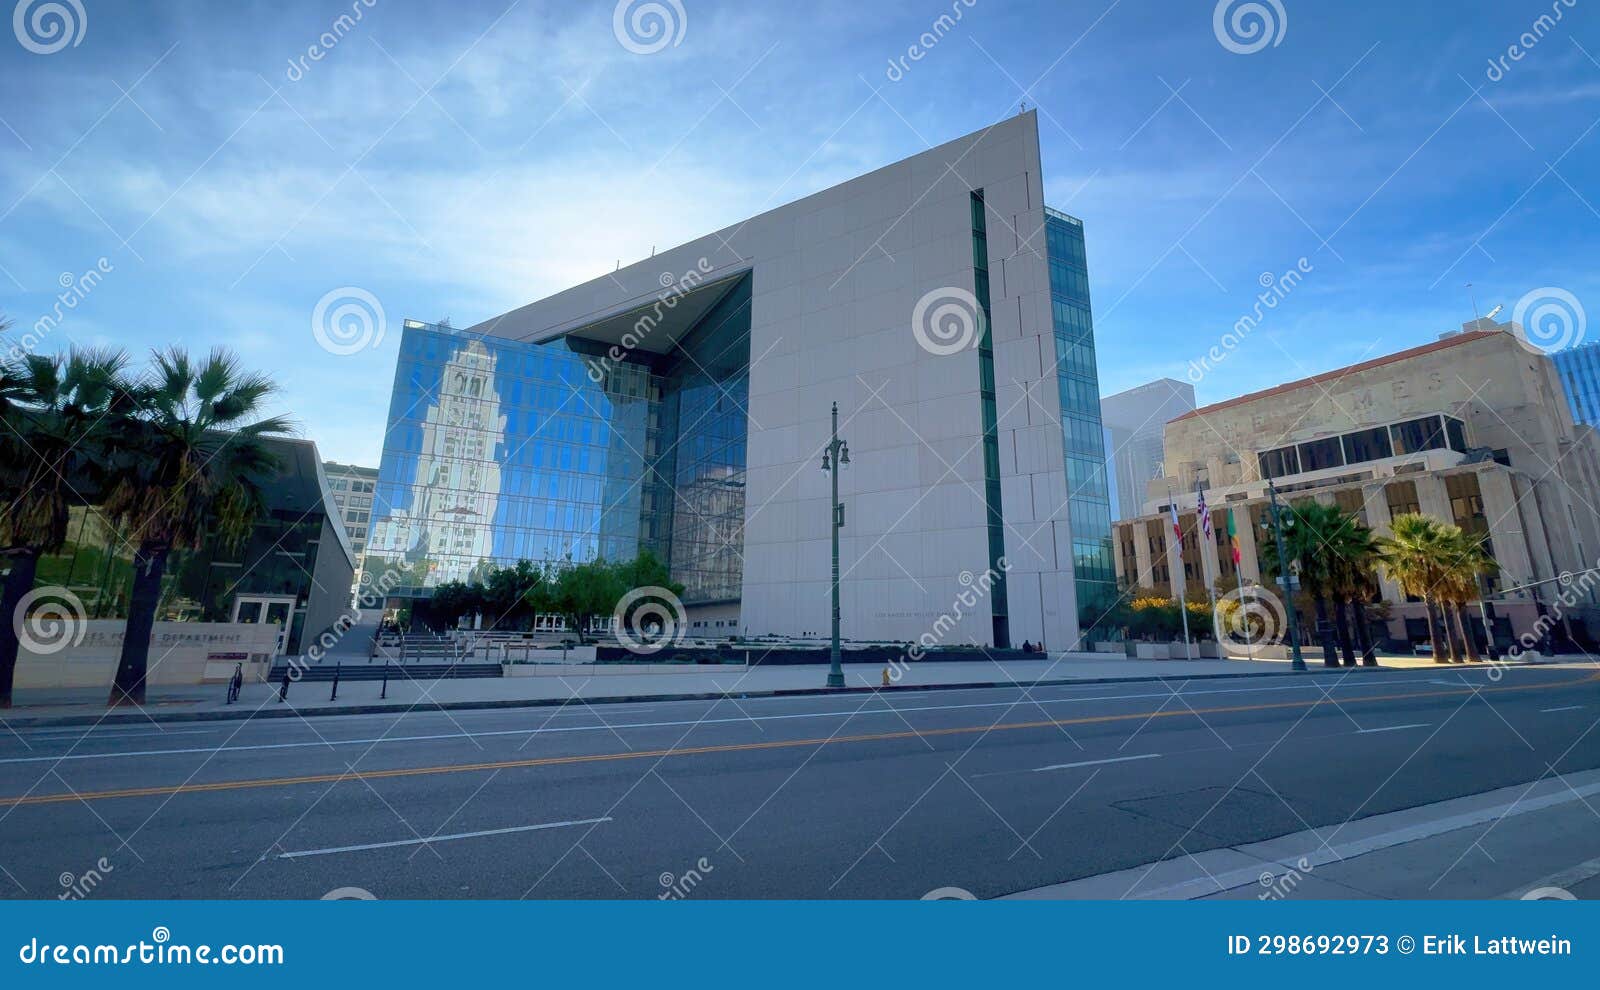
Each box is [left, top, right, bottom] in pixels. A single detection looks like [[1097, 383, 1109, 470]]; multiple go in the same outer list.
[[1553, 342, 1600, 428], [971, 191, 1011, 647], [371, 278, 751, 604], [1044, 207, 1115, 626], [1258, 414, 1469, 480]]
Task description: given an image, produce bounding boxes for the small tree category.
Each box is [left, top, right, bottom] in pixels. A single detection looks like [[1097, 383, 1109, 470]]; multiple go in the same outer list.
[[544, 558, 622, 643]]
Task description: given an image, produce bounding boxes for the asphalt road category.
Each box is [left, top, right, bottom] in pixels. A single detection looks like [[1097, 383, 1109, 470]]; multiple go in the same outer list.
[[1, 665, 1596, 899]]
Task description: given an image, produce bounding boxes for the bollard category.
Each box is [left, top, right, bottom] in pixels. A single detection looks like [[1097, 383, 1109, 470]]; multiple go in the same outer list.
[[380, 663, 389, 700], [882, 666, 891, 688], [330, 663, 341, 702]]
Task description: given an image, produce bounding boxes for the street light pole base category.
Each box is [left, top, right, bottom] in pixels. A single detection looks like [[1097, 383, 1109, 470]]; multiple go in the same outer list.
[[826, 672, 845, 688]]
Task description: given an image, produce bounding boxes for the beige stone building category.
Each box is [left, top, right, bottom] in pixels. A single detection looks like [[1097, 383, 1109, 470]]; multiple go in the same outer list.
[[1112, 321, 1600, 650]]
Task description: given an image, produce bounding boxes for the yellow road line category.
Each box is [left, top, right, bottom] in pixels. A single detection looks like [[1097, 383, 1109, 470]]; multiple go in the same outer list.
[[3, 672, 1593, 808]]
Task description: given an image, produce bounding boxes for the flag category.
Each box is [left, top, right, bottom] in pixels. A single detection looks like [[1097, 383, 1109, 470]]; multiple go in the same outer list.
[[1197, 488, 1212, 540], [1170, 500, 1182, 541], [1227, 508, 1242, 565]]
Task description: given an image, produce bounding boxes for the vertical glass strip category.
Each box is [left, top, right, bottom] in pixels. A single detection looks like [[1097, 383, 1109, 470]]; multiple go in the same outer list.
[[970, 191, 1010, 648]]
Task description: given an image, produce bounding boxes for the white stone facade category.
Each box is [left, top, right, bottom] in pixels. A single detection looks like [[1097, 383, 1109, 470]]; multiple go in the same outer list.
[[466, 114, 1084, 649]]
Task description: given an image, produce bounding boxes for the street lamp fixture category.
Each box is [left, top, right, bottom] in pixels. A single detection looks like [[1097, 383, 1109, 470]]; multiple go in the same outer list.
[[1264, 476, 1307, 671], [821, 401, 849, 688]]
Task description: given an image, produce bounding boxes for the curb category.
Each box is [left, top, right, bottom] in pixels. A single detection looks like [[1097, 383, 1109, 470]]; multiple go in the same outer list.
[[0, 660, 1542, 729]]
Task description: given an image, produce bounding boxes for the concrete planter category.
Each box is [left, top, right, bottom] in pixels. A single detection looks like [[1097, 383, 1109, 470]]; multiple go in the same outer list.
[[1135, 642, 1170, 660], [1169, 641, 1200, 659], [1093, 642, 1123, 654], [1198, 640, 1222, 659]]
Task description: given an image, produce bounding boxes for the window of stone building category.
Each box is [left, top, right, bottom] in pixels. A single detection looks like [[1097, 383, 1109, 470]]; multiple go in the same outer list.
[[1391, 415, 1447, 455], [1298, 437, 1345, 472], [1385, 480, 1420, 518], [1342, 426, 1393, 464]]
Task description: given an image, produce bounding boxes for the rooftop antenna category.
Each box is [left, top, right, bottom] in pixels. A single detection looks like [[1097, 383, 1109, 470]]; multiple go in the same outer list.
[[1019, 100, 1028, 114], [1466, 282, 1481, 323]]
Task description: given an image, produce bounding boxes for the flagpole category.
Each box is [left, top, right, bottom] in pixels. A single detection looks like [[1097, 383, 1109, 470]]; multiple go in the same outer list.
[[1168, 483, 1190, 650], [1197, 483, 1219, 649]]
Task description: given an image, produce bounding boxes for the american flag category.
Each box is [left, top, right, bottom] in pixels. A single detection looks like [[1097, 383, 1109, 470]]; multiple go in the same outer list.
[[1197, 487, 1212, 539]]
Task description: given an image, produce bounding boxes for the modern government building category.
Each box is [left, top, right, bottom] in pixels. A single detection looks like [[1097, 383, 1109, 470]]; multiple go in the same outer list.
[[368, 113, 1115, 650]]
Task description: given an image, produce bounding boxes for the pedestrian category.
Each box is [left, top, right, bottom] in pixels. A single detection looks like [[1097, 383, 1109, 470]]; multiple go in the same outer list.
[[227, 663, 243, 704], [278, 667, 291, 702]]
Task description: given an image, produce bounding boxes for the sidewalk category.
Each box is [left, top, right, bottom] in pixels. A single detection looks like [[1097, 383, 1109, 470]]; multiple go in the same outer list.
[[0, 652, 1553, 729], [1006, 767, 1600, 900]]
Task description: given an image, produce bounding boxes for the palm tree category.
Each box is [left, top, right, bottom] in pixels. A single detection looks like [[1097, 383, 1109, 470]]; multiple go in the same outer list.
[[1260, 501, 1340, 666], [100, 348, 291, 706], [1379, 513, 1454, 663], [1325, 513, 1382, 667], [0, 349, 134, 707], [1438, 527, 1496, 662]]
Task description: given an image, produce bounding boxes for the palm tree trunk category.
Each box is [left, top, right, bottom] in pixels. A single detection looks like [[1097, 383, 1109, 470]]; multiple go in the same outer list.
[[1423, 599, 1446, 663], [1333, 598, 1357, 666], [0, 549, 42, 709], [109, 541, 168, 707], [1456, 604, 1483, 661], [1313, 596, 1340, 667], [1353, 599, 1378, 666], [1439, 599, 1464, 662]]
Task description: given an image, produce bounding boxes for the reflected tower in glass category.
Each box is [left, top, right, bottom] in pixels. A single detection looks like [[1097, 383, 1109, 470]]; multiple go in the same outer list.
[[370, 274, 751, 617]]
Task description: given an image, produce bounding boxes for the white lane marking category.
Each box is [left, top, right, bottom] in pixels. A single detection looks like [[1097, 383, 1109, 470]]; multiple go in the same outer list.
[[1540, 705, 1584, 713], [275, 817, 612, 859], [0, 675, 1546, 766], [1356, 723, 1430, 734], [1033, 753, 1162, 773], [15, 727, 219, 740]]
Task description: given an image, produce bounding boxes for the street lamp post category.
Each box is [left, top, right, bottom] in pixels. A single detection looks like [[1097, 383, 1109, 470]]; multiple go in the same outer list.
[[820, 401, 850, 688], [1265, 476, 1306, 671]]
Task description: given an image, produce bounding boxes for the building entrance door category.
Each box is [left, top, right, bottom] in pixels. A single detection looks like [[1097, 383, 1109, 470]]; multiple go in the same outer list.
[[232, 595, 296, 656]]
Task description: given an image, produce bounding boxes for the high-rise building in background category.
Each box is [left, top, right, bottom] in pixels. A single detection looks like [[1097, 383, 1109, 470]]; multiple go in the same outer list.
[[1552, 340, 1600, 428], [371, 113, 1113, 648], [323, 460, 379, 588], [1099, 378, 1196, 521]]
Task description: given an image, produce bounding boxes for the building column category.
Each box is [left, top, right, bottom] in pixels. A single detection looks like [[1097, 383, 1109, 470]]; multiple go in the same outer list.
[[1478, 468, 1536, 590], [1233, 504, 1261, 584], [1133, 521, 1155, 592], [1516, 477, 1557, 584], [1414, 474, 1453, 525], [1361, 483, 1403, 603]]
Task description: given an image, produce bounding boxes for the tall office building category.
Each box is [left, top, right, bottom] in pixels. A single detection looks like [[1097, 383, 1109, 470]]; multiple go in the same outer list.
[[1552, 340, 1600, 428], [323, 460, 378, 586], [371, 114, 1112, 647], [1099, 379, 1196, 521]]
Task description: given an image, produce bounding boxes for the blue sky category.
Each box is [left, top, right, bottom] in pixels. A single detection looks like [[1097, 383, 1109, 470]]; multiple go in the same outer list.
[[1, 0, 1597, 465]]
